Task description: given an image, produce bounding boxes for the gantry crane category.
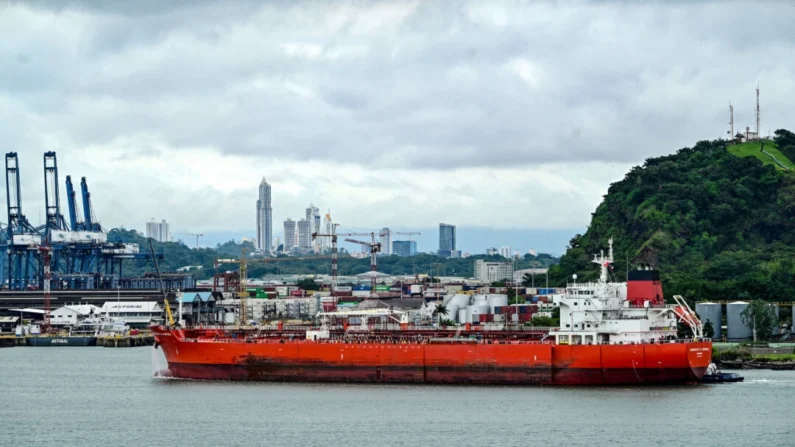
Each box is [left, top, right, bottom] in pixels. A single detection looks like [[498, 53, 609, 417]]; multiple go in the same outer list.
[[344, 235, 381, 298]]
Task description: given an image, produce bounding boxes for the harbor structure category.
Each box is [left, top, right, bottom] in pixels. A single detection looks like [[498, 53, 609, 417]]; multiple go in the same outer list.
[[256, 178, 272, 252]]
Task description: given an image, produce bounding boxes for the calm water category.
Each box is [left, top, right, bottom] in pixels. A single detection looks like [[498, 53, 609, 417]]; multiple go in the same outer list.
[[0, 347, 792, 447]]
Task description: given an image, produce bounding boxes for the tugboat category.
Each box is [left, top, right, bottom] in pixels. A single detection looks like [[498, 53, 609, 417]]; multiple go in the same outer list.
[[700, 363, 744, 383]]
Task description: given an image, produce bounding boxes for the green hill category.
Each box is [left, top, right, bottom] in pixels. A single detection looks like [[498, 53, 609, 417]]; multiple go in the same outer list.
[[548, 130, 795, 303], [727, 140, 794, 171]]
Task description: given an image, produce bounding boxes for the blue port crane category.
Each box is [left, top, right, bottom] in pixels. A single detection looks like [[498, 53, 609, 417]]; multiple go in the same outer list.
[[4, 152, 40, 289], [81, 177, 102, 232], [65, 175, 84, 231], [43, 151, 69, 236]]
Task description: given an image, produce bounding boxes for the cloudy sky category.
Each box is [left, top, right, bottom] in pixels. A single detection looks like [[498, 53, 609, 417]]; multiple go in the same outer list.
[[1, 1, 793, 252]]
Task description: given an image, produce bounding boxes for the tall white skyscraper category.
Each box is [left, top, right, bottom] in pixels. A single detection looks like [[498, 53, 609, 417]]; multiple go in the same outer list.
[[256, 178, 272, 252], [380, 227, 391, 255], [321, 212, 333, 249], [145, 219, 170, 242], [283, 218, 296, 251], [305, 203, 320, 234]]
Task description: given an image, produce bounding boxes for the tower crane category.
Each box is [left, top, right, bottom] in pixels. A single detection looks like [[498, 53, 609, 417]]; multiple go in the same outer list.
[[215, 253, 334, 325], [312, 223, 340, 290], [344, 235, 381, 298], [184, 233, 204, 249]]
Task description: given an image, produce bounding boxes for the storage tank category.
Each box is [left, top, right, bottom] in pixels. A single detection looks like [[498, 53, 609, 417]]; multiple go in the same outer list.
[[458, 308, 467, 324], [726, 301, 751, 340], [470, 304, 490, 323], [445, 305, 460, 323], [695, 302, 722, 340], [487, 295, 509, 313], [472, 294, 488, 305], [448, 294, 472, 309]]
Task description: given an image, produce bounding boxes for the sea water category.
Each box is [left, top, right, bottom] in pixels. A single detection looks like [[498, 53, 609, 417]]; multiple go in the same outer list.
[[0, 347, 792, 447]]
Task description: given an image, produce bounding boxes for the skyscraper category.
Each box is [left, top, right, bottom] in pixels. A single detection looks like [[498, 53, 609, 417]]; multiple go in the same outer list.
[[392, 240, 417, 257], [380, 227, 391, 255], [305, 203, 320, 234], [322, 212, 333, 249], [283, 218, 296, 251], [256, 178, 272, 252], [438, 223, 456, 257], [297, 218, 311, 249], [145, 219, 170, 242]]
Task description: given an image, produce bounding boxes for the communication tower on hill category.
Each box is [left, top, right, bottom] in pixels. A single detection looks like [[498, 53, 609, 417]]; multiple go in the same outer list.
[[755, 84, 760, 137]]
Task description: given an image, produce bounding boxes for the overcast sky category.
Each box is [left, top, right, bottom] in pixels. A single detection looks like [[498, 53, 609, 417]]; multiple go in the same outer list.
[[1, 1, 793, 248]]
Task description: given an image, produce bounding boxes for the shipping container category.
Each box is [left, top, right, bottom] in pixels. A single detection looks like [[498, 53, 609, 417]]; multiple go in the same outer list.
[[335, 286, 353, 293]]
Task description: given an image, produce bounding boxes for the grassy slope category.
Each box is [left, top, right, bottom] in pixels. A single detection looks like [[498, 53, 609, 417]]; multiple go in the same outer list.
[[728, 140, 795, 171]]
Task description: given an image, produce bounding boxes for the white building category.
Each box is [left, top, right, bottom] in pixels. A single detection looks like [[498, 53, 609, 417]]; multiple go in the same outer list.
[[321, 213, 333, 249], [380, 227, 391, 255], [283, 218, 296, 251], [101, 301, 164, 328], [499, 246, 512, 258], [51, 305, 102, 326], [297, 218, 311, 249], [256, 177, 272, 253], [474, 260, 514, 283], [145, 219, 170, 242]]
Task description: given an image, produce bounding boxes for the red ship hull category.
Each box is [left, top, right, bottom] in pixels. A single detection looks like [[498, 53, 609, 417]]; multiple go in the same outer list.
[[152, 327, 711, 386]]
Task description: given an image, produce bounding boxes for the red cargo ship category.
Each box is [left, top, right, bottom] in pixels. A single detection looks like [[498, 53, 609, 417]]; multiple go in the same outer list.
[[152, 240, 711, 385]]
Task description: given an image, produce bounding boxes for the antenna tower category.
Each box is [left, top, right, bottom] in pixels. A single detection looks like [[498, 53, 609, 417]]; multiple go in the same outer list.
[[729, 102, 734, 140], [755, 84, 760, 136]]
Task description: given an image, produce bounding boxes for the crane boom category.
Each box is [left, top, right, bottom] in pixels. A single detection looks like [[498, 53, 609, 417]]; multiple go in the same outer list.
[[65, 175, 83, 231], [148, 238, 175, 326]]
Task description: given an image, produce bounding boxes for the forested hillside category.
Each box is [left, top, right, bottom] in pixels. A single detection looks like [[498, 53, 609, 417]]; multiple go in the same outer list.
[[548, 130, 795, 302]]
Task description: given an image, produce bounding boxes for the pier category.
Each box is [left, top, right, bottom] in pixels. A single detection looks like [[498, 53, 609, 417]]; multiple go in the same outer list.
[[98, 334, 155, 348]]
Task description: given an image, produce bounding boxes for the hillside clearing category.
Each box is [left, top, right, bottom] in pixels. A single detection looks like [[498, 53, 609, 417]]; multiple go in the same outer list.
[[728, 140, 795, 171]]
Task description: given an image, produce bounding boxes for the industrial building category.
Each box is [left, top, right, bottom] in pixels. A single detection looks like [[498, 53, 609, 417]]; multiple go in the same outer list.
[[100, 301, 164, 328], [474, 260, 514, 283], [50, 305, 102, 326]]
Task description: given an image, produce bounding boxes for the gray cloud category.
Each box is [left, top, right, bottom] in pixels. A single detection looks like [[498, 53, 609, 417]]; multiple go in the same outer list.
[[1, 0, 794, 237]]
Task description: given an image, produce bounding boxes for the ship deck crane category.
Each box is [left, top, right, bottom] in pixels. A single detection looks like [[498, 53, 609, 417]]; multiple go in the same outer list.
[[344, 234, 381, 298], [148, 238, 175, 326]]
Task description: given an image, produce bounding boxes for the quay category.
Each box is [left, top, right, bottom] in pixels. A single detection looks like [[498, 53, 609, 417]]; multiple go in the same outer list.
[[98, 334, 155, 348]]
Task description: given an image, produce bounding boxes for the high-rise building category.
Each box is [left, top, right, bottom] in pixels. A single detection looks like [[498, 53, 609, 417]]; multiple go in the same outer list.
[[321, 212, 333, 249], [499, 246, 512, 258], [297, 218, 311, 249], [145, 219, 170, 242], [305, 204, 320, 233], [438, 223, 456, 257], [256, 178, 272, 253], [283, 218, 296, 251], [392, 240, 417, 257], [380, 227, 392, 255], [474, 260, 514, 283]]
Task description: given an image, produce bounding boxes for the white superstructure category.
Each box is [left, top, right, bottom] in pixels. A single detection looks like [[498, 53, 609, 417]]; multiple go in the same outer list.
[[551, 239, 701, 345]]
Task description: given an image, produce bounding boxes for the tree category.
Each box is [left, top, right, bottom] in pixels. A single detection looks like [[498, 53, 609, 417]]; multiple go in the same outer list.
[[703, 320, 715, 339], [432, 303, 449, 325], [296, 278, 319, 291], [521, 273, 535, 287], [741, 299, 778, 342]]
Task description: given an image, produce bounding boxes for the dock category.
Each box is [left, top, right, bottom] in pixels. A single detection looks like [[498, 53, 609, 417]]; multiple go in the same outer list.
[[98, 334, 155, 348]]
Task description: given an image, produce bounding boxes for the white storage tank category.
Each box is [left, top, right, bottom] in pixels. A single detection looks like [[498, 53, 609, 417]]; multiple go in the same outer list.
[[695, 302, 722, 340], [471, 304, 490, 323], [726, 301, 751, 340], [473, 294, 488, 305], [448, 294, 472, 310], [487, 294, 509, 313], [458, 308, 467, 324]]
